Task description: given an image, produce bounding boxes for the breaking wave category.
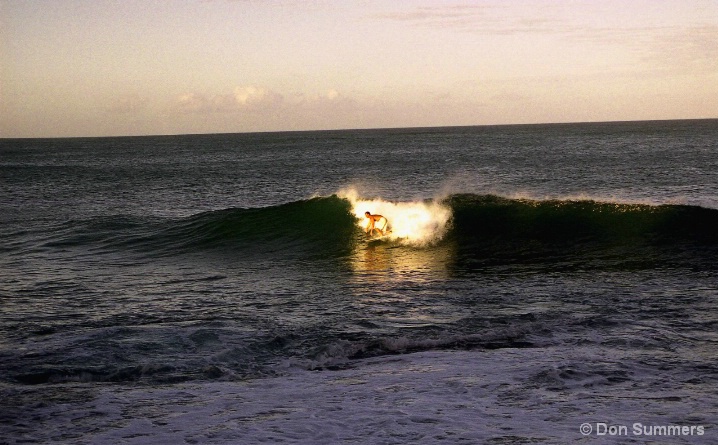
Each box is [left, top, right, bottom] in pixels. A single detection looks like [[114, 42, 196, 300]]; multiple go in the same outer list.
[[20, 192, 718, 269]]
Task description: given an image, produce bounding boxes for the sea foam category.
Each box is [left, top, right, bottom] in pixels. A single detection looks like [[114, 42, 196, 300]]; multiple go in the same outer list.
[[338, 187, 452, 246]]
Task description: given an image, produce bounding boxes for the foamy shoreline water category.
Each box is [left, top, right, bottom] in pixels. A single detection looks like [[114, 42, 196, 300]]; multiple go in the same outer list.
[[10, 348, 713, 444]]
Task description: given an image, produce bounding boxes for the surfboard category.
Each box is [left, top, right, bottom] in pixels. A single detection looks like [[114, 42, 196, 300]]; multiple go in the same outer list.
[[367, 232, 392, 243]]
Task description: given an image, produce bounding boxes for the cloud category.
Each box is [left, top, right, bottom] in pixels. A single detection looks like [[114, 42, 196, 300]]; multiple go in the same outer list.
[[372, 3, 705, 45], [169, 86, 364, 131], [374, 5, 489, 23], [297, 89, 353, 105], [233, 86, 283, 108], [325, 89, 340, 100], [175, 93, 212, 113], [372, 4, 560, 35], [306, 89, 360, 117], [174, 86, 283, 114]]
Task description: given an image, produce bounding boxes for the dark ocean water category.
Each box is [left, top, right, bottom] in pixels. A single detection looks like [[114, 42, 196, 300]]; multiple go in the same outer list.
[[1, 120, 717, 444]]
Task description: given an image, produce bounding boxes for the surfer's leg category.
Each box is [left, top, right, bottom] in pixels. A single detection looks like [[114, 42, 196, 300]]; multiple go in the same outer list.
[[378, 217, 388, 235]]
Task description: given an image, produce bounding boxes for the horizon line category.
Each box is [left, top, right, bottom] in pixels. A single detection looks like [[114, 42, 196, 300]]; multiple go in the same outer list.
[[2, 117, 716, 141]]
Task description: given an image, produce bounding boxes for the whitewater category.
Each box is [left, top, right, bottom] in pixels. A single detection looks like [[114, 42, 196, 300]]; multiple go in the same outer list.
[[1, 120, 717, 444]]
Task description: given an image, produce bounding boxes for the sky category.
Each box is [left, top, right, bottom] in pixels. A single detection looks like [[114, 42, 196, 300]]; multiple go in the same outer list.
[[1, 0, 717, 138]]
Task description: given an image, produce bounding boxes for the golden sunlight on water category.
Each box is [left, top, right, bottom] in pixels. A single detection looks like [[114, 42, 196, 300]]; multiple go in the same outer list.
[[349, 242, 455, 280]]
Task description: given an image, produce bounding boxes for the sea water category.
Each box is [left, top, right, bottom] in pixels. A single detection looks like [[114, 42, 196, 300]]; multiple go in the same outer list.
[[1, 120, 717, 443]]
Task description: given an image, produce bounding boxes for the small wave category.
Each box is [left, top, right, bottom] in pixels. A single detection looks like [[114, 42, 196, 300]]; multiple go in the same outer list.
[[13, 362, 235, 385], [299, 326, 536, 371]]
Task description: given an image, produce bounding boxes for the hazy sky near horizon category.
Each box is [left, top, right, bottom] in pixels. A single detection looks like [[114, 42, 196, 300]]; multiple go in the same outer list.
[[1, 0, 717, 137]]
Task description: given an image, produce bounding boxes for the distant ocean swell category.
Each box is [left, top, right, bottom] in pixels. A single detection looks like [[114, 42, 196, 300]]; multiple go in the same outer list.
[[17, 193, 718, 266]]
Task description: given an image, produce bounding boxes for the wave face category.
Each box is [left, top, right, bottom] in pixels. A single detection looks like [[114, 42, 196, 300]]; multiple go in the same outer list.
[[29, 196, 359, 257], [141, 196, 358, 255], [448, 194, 718, 241], [445, 194, 718, 271]]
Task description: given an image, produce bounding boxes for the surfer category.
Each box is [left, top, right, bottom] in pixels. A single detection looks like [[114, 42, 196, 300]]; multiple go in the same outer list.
[[364, 211, 389, 236]]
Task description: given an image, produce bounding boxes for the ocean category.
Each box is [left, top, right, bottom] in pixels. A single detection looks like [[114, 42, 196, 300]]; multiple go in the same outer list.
[[1, 120, 717, 444]]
